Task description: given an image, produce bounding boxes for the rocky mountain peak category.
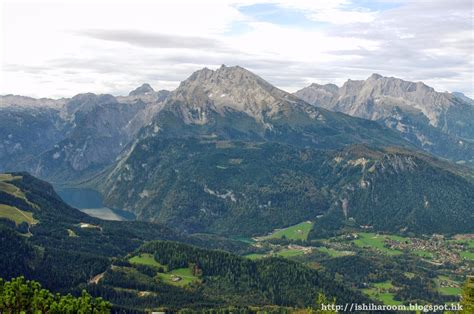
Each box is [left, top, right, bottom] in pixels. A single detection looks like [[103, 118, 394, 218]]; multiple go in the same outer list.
[[368, 73, 383, 80], [294, 73, 474, 163], [298, 74, 458, 126], [168, 65, 302, 123], [294, 83, 339, 108], [129, 83, 155, 96]]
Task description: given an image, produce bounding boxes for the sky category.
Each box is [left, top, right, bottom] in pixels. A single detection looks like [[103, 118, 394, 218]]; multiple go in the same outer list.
[[1, 0, 473, 98]]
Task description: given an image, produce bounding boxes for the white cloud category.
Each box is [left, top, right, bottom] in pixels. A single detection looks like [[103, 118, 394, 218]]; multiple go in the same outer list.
[[1, 0, 472, 98]]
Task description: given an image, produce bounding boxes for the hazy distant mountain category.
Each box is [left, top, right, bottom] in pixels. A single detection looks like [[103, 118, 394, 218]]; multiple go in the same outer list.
[[25, 93, 149, 182], [0, 86, 170, 182], [295, 74, 474, 165], [129, 83, 155, 96], [0, 95, 66, 109], [0, 95, 71, 172], [453, 92, 474, 105]]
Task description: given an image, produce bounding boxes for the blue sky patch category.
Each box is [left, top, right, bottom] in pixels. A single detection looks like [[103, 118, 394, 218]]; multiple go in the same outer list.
[[238, 3, 327, 29], [343, 0, 402, 12]]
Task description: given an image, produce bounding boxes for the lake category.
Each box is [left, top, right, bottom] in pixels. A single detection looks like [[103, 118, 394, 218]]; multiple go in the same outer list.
[[56, 188, 135, 221]]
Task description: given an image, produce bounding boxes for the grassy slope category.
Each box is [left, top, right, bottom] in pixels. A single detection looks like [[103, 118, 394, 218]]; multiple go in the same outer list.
[[128, 253, 199, 287], [316, 246, 353, 257], [0, 204, 37, 225], [353, 233, 403, 256], [157, 268, 199, 287], [436, 275, 462, 296], [267, 222, 314, 241], [362, 281, 402, 305], [129, 253, 166, 269], [0, 174, 38, 225], [460, 251, 474, 261]]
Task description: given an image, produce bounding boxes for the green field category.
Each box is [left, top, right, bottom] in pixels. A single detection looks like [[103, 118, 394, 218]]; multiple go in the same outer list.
[[436, 276, 461, 296], [129, 254, 199, 287], [467, 240, 474, 249], [157, 267, 199, 287], [264, 221, 314, 241], [362, 287, 396, 303], [316, 246, 353, 257], [0, 181, 28, 202], [0, 204, 37, 225], [0, 175, 37, 209], [451, 238, 474, 249], [353, 233, 402, 255], [362, 281, 403, 305], [438, 287, 462, 296], [376, 293, 402, 305], [387, 234, 411, 244], [129, 253, 166, 269], [274, 248, 306, 257], [460, 251, 474, 261]]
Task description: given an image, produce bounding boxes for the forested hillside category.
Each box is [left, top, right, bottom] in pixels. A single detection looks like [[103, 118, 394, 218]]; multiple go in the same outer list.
[[88, 240, 368, 310], [0, 172, 366, 311], [98, 137, 474, 237]]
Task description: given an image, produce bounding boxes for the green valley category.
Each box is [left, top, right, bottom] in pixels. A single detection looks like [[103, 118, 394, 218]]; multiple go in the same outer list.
[[254, 221, 314, 241], [0, 172, 369, 312], [245, 224, 473, 306]]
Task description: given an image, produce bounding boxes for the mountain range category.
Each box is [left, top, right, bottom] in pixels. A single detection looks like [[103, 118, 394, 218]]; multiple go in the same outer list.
[[1, 65, 473, 237], [295, 74, 474, 165], [0, 85, 168, 183], [1, 65, 473, 311]]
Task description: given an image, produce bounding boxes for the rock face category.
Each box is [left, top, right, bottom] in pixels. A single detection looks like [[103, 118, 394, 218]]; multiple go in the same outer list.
[[2, 66, 471, 186], [0, 89, 170, 183], [140, 65, 409, 150], [27, 94, 151, 182], [0, 106, 70, 172], [293, 83, 339, 109], [169, 65, 304, 124], [295, 74, 474, 164]]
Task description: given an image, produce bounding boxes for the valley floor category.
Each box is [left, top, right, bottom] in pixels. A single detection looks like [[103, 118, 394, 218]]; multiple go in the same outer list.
[[242, 222, 474, 306]]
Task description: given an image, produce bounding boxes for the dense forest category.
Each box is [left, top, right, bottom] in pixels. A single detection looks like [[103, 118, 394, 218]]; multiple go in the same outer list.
[[97, 137, 474, 237], [0, 164, 471, 311]]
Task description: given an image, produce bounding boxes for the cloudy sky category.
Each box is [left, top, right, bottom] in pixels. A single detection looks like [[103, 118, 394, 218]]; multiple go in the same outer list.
[[1, 0, 473, 98]]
